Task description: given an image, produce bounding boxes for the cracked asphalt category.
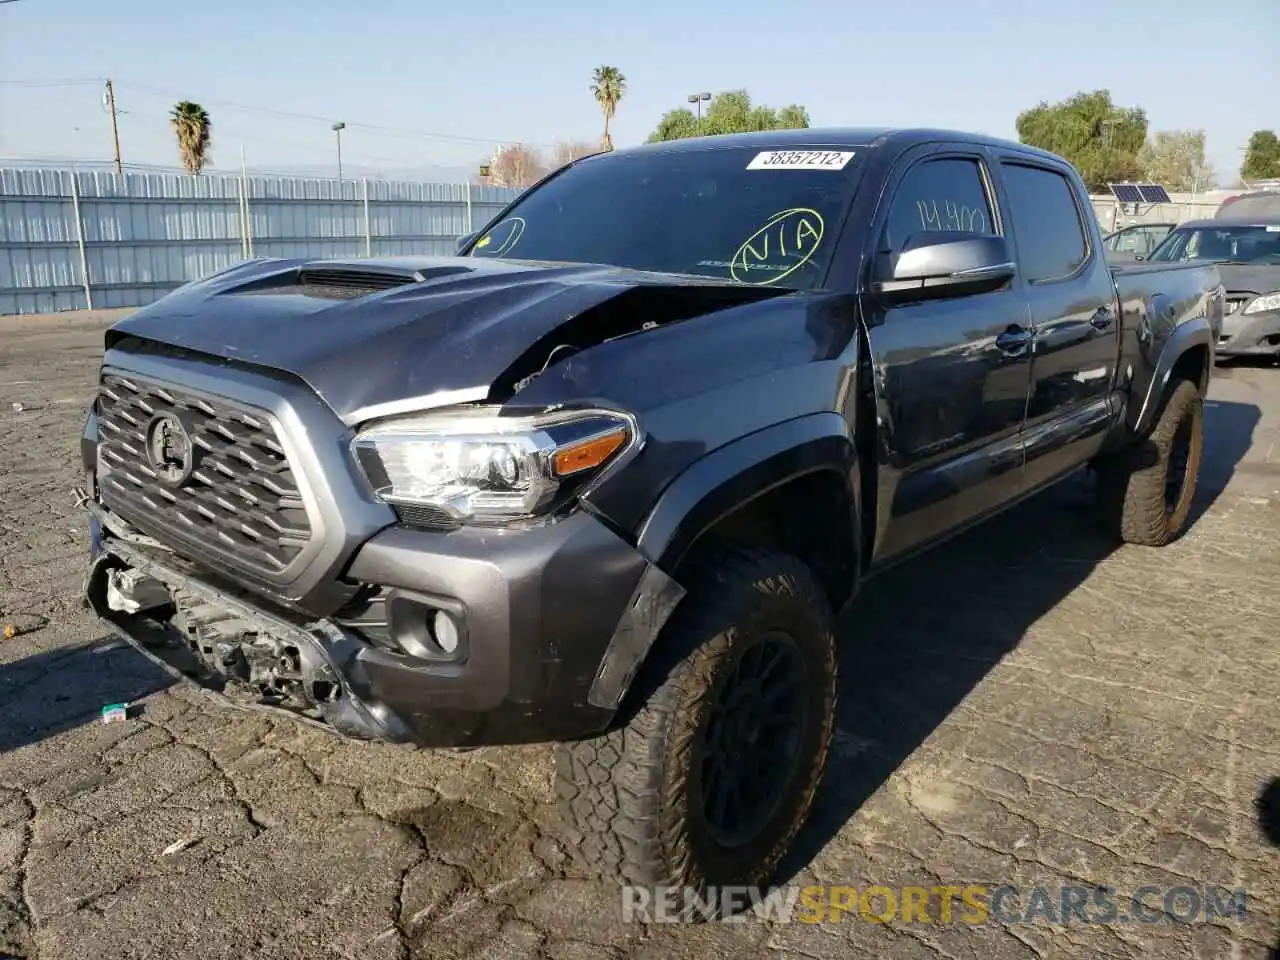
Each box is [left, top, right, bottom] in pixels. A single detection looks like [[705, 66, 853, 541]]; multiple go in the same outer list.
[[2, 309, 1279, 959]]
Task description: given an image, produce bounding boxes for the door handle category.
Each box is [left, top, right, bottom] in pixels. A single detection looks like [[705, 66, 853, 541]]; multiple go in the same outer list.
[[1090, 307, 1115, 330], [995, 326, 1033, 355]]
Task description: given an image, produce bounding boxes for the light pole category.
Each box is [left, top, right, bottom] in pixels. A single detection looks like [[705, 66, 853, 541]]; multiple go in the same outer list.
[[687, 92, 711, 124], [331, 121, 346, 180]]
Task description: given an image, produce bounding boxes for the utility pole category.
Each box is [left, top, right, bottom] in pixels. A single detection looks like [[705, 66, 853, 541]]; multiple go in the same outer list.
[[105, 79, 122, 175]]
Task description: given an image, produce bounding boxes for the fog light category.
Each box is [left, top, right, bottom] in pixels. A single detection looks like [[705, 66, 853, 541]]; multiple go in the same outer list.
[[433, 611, 460, 655]]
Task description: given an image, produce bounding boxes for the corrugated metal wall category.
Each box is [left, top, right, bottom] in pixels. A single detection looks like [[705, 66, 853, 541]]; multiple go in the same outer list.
[[0, 168, 520, 315]]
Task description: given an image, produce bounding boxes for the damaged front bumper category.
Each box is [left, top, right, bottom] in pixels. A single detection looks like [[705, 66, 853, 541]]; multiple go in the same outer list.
[[1216, 308, 1280, 357], [84, 501, 684, 748]]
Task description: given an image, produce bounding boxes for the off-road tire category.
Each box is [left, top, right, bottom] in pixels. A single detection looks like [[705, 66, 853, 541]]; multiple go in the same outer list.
[[1097, 377, 1204, 546], [553, 547, 837, 916]]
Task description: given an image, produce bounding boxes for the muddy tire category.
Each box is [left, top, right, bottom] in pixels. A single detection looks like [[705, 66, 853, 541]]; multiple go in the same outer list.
[[1097, 377, 1204, 546], [553, 547, 837, 916]]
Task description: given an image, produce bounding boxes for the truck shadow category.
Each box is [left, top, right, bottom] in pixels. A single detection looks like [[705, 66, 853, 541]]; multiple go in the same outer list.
[[1192, 396, 1264, 523], [0, 636, 175, 754], [779, 397, 1260, 883], [1256, 777, 1280, 958]]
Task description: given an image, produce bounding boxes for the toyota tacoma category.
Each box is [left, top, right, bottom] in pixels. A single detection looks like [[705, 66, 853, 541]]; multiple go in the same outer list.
[[80, 128, 1223, 901]]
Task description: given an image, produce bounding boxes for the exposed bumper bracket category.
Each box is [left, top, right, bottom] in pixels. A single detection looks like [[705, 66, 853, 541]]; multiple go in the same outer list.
[[87, 537, 415, 744]]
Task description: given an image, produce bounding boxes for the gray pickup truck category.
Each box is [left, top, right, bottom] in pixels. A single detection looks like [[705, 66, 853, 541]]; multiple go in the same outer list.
[[80, 128, 1223, 907]]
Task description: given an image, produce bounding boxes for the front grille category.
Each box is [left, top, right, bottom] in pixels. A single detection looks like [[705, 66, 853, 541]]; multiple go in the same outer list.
[[96, 374, 313, 576], [1226, 298, 1249, 315]]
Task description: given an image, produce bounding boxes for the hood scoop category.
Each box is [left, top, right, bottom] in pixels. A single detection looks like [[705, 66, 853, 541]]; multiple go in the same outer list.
[[255, 263, 478, 300]]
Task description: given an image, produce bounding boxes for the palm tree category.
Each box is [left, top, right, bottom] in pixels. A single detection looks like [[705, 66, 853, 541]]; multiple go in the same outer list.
[[170, 101, 212, 175], [590, 66, 626, 152]]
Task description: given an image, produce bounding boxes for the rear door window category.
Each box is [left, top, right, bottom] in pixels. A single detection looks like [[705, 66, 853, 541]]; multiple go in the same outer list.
[[999, 163, 1089, 282]]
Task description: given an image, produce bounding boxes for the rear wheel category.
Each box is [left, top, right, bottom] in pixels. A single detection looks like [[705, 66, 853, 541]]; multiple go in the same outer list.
[[1097, 377, 1204, 546], [553, 547, 837, 917]]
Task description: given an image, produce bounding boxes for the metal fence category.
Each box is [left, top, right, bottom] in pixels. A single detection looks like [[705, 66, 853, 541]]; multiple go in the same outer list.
[[0, 167, 521, 315]]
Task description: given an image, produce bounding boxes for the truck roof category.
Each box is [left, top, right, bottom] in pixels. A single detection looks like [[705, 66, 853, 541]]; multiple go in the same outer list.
[[612, 127, 1064, 163]]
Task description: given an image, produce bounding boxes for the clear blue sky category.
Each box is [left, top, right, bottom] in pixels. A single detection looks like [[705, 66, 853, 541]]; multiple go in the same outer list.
[[1, 0, 1274, 182]]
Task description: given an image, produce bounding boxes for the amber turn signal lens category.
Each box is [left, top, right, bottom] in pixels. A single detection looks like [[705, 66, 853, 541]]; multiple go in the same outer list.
[[553, 428, 628, 477]]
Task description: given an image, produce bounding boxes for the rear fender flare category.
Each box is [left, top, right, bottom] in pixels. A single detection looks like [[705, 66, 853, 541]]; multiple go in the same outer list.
[[1131, 312, 1212, 436]]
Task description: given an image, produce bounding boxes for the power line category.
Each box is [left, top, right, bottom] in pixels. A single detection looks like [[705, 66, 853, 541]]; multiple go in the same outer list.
[[115, 108, 415, 168], [110, 79, 551, 149], [0, 77, 105, 87], [1, 76, 553, 149]]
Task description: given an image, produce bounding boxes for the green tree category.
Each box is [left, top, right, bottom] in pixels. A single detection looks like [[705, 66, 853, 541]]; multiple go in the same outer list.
[[1138, 130, 1215, 193], [1016, 90, 1146, 191], [776, 105, 811, 130], [649, 108, 701, 142], [590, 66, 626, 152], [646, 90, 810, 142], [169, 101, 212, 175], [1241, 130, 1280, 182]]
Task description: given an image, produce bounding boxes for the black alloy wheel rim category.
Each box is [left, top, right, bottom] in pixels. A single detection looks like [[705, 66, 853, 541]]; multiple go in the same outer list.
[[699, 631, 809, 848]]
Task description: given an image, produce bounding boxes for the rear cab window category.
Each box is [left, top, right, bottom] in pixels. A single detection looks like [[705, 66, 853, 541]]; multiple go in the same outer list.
[[999, 163, 1090, 282], [466, 145, 868, 290]]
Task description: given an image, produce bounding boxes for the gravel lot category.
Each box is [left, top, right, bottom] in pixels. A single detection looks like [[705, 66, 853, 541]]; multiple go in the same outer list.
[[1, 309, 1278, 960]]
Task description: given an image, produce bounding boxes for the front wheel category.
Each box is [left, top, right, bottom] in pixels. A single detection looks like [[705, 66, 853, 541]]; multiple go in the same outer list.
[[1097, 377, 1204, 546], [553, 547, 837, 915]]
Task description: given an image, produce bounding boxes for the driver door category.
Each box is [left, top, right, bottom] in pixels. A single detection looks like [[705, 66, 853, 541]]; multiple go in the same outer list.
[[863, 145, 1034, 564]]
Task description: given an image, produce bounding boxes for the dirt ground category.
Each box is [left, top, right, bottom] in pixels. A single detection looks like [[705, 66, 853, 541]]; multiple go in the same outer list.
[[1, 309, 1278, 960]]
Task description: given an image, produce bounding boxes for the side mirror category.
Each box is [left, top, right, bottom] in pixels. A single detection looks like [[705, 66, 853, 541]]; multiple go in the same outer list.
[[454, 232, 477, 254], [1134, 254, 1146, 261], [873, 233, 1015, 303]]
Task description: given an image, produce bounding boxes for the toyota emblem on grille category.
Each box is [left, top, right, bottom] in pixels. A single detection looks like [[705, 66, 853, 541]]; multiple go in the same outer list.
[[145, 412, 197, 487]]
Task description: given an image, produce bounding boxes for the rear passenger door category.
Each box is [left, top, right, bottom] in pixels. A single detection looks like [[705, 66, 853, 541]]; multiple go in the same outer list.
[[993, 158, 1121, 491], [864, 145, 1033, 564]]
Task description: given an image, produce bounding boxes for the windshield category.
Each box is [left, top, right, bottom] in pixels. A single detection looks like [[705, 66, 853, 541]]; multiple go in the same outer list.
[[465, 146, 864, 289], [1147, 224, 1280, 264]]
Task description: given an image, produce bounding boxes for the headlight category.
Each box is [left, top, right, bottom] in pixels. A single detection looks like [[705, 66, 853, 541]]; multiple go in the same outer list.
[[352, 407, 634, 524], [1243, 291, 1280, 315]]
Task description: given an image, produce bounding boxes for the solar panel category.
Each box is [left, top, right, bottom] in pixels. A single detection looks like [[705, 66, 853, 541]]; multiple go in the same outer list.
[[1109, 183, 1144, 203], [1137, 184, 1171, 204]]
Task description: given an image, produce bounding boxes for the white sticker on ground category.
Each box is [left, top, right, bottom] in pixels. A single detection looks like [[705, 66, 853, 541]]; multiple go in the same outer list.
[[746, 150, 855, 171]]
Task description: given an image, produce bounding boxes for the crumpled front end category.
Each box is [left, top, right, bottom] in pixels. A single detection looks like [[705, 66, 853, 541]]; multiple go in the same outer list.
[[79, 341, 686, 748]]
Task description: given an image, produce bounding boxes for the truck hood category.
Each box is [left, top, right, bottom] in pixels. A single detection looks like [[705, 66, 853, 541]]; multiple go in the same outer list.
[[105, 255, 785, 424], [1216, 263, 1280, 296]]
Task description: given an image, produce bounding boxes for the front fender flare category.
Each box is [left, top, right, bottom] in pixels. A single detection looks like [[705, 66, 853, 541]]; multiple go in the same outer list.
[[636, 412, 861, 572], [586, 412, 860, 712]]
